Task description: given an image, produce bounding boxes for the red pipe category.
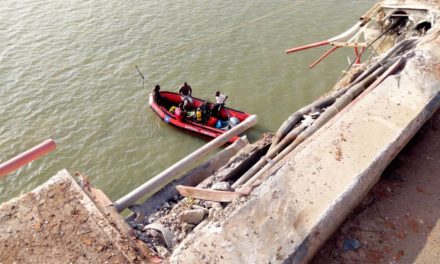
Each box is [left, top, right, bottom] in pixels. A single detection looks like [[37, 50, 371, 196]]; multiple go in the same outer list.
[[285, 40, 330, 54], [309, 46, 340, 68], [0, 139, 56, 177], [354, 47, 361, 64], [353, 46, 366, 65], [360, 47, 366, 62]]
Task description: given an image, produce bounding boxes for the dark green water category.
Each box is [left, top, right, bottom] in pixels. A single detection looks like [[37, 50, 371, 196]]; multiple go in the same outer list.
[[0, 0, 376, 202]]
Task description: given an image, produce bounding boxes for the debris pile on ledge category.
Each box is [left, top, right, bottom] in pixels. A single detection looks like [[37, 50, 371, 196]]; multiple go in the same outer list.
[[126, 134, 273, 259]]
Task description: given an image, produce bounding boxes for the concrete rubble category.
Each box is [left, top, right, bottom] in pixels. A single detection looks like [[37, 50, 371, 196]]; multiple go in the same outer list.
[[125, 134, 272, 258]]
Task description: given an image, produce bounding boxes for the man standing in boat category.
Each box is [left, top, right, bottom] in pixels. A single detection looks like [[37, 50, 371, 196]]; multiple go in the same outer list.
[[213, 91, 228, 116], [179, 82, 193, 108], [153, 84, 163, 104]]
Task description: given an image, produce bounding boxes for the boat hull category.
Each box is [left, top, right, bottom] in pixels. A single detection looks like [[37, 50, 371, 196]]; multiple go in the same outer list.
[[148, 91, 251, 143]]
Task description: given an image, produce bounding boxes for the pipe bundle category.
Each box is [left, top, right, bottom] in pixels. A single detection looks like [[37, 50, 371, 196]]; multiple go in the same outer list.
[[233, 38, 418, 193]]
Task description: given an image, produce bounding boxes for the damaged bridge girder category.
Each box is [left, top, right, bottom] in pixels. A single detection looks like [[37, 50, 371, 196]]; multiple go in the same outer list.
[[169, 32, 440, 263]]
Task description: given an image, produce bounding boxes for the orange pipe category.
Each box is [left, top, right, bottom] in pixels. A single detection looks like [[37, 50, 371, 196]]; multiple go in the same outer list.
[[286, 40, 330, 54], [309, 46, 340, 68], [353, 46, 366, 65], [0, 139, 56, 177], [354, 47, 361, 64]]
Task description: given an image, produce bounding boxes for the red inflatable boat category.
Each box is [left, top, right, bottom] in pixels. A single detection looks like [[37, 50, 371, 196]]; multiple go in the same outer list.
[[148, 91, 251, 143]]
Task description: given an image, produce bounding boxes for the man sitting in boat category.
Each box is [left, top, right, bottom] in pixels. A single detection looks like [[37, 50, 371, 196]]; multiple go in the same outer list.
[[175, 103, 186, 122], [179, 82, 193, 108], [195, 101, 212, 123], [212, 91, 228, 117]]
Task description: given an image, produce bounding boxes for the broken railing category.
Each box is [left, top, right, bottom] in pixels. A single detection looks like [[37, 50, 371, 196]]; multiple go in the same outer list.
[[285, 3, 382, 68], [0, 139, 56, 178], [286, 3, 436, 69]]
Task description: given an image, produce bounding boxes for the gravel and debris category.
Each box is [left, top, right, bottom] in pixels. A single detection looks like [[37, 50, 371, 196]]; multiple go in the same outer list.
[[127, 134, 273, 258]]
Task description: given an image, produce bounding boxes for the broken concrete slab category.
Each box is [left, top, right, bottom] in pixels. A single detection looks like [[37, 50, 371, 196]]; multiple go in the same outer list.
[[169, 35, 440, 263], [176, 185, 244, 203], [312, 108, 440, 263], [0, 170, 153, 264]]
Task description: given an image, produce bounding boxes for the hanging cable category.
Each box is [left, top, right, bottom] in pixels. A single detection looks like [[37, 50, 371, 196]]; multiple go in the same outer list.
[[336, 19, 401, 83]]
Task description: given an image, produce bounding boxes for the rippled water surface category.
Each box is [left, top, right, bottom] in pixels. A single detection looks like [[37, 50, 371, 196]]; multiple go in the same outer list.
[[0, 0, 376, 202]]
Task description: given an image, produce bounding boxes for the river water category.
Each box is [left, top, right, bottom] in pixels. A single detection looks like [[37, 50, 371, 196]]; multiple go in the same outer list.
[[0, 0, 375, 203]]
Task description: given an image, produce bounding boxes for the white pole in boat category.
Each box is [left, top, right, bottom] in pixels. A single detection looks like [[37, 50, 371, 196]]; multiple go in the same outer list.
[[113, 115, 257, 212]]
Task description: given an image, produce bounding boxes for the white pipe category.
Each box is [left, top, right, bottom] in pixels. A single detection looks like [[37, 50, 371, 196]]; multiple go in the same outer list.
[[329, 21, 363, 42], [331, 3, 379, 43], [240, 58, 404, 192], [113, 115, 257, 212], [347, 21, 370, 43]]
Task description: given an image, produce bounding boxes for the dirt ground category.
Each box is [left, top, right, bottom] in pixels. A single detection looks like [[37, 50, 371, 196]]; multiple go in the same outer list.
[[0, 172, 147, 264], [312, 109, 440, 263]]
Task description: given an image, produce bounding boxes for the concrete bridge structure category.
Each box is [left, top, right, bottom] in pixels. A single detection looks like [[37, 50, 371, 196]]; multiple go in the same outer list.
[[1, 1, 440, 263]]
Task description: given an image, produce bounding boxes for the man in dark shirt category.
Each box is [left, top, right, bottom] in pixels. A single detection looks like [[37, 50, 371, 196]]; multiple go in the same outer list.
[[153, 84, 163, 104], [179, 82, 193, 108]]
